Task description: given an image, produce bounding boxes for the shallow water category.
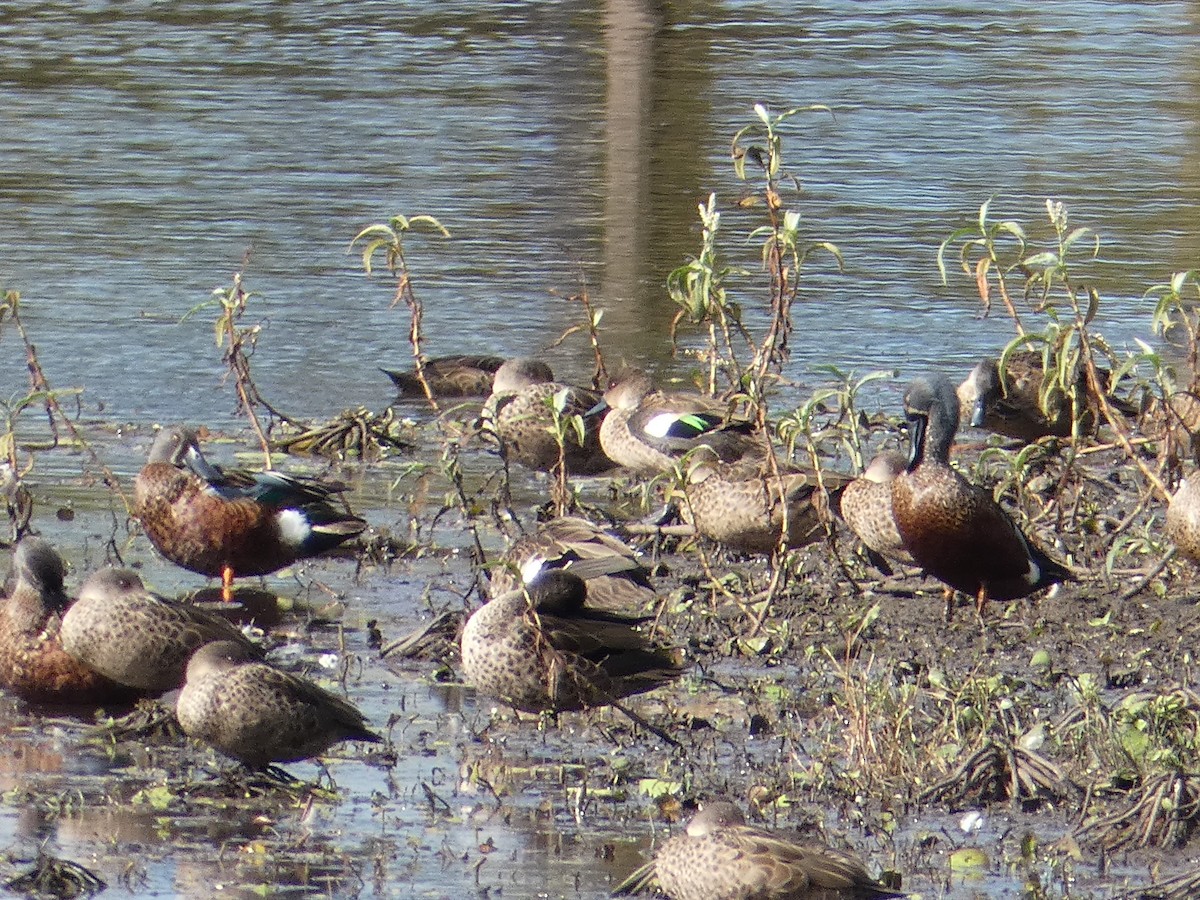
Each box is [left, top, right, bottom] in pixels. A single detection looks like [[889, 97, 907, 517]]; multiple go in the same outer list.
[[0, 2, 1198, 897]]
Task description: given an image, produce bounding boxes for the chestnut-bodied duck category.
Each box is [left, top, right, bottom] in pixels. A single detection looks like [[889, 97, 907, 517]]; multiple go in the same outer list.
[[838, 451, 915, 573], [679, 449, 849, 555], [176, 640, 382, 768], [135, 427, 367, 600], [480, 358, 615, 475], [892, 376, 1071, 611], [60, 567, 260, 693], [613, 800, 903, 900], [461, 569, 682, 714], [381, 354, 505, 399], [598, 368, 763, 476], [488, 516, 655, 613], [0, 538, 135, 705]]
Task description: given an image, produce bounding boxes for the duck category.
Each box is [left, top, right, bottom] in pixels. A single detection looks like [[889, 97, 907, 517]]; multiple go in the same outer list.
[[678, 449, 850, 555], [1166, 472, 1200, 564], [838, 451, 915, 572], [479, 358, 615, 475], [380, 354, 505, 399], [891, 376, 1071, 611], [487, 516, 655, 612], [597, 368, 763, 476], [60, 567, 261, 693], [176, 640, 382, 768], [1142, 388, 1200, 468], [0, 538, 135, 705], [956, 353, 1078, 442], [956, 351, 1136, 443], [460, 568, 682, 714], [134, 427, 367, 600], [613, 800, 903, 900]]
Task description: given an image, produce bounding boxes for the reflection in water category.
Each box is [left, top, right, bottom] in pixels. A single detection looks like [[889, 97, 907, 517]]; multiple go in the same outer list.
[[603, 0, 660, 336], [602, 0, 726, 357]]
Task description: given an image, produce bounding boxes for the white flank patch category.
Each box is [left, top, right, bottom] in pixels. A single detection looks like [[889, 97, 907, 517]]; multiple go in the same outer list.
[[642, 412, 679, 439], [1014, 530, 1040, 585], [520, 555, 547, 584], [276, 509, 312, 548]]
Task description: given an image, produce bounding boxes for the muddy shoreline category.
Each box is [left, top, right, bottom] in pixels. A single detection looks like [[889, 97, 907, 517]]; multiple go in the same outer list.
[[0, 411, 1195, 898]]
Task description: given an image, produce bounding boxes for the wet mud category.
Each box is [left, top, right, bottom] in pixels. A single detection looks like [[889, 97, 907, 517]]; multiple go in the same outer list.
[[0, 419, 1194, 899]]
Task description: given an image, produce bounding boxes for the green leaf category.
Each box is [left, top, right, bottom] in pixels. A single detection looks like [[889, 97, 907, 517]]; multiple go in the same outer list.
[[949, 847, 988, 871], [638, 778, 682, 799], [132, 784, 176, 811]]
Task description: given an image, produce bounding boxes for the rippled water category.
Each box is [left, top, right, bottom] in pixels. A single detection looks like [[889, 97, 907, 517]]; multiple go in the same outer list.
[[0, 2, 1197, 897], [2, 1, 1197, 427]]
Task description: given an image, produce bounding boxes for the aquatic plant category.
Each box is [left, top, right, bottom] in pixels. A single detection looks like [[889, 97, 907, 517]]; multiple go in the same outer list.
[[0, 290, 124, 537], [181, 267, 294, 463], [351, 212, 451, 410], [941, 201, 1166, 496], [669, 103, 843, 417]]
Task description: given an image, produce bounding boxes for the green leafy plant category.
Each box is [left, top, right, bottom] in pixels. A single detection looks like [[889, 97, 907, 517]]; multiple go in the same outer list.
[[351, 213, 452, 409], [940, 200, 1170, 506], [668, 104, 843, 422], [182, 268, 293, 464]]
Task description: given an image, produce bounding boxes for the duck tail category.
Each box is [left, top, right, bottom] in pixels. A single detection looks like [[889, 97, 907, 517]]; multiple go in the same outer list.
[[1033, 545, 1074, 590]]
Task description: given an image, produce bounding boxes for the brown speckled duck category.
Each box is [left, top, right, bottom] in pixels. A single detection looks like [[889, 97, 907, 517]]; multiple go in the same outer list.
[[380, 354, 505, 399], [613, 800, 902, 900], [598, 368, 763, 476], [956, 353, 1077, 442], [892, 376, 1071, 611], [679, 449, 849, 555], [60, 567, 260, 693], [488, 516, 655, 613], [838, 451, 915, 572], [480, 358, 615, 475], [460, 569, 682, 714], [134, 427, 367, 600], [1166, 473, 1200, 564], [0, 538, 135, 705], [176, 640, 382, 768], [955, 351, 1135, 443]]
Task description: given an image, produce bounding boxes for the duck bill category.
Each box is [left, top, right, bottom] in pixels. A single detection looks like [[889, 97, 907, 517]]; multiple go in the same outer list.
[[970, 396, 987, 428], [183, 443, 223, 483], [585, 398, 608, 418], [906, 414, 927, 471]]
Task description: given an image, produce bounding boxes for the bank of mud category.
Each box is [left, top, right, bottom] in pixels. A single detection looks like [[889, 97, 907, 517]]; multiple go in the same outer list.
[[0, 418, 1195, 899]]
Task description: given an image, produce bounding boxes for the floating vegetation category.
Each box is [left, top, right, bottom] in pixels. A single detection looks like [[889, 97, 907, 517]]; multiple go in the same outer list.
[[919, 736, 1076, 808], [1076, 772, 1200, 850], [92, 698, 184, 743], [272, 407, 415, 459], [176, 765, 340, 803], [4, 853, 107, 899]]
